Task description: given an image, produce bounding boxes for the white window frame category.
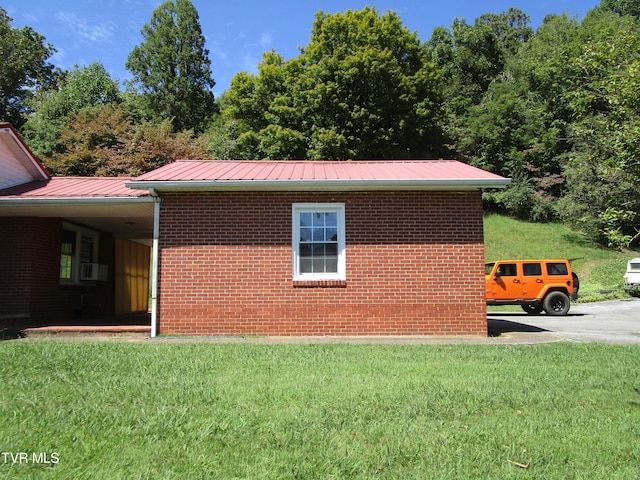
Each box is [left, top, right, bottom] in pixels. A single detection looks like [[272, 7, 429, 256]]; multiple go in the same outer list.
[[60, 223, 99, 285], [292, 203, 346, 281]]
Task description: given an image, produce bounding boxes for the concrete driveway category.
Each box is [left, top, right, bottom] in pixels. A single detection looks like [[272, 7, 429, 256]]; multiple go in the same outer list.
[[488, 298, 640, 344]]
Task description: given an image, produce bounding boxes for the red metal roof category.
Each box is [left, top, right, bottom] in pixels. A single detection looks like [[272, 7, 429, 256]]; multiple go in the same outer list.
[[134, 159, 506, 182], [0, 177, 148, 198]]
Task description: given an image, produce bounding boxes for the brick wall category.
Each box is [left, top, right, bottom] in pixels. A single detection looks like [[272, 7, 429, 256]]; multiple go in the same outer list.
[[157, 191, 487, 336]]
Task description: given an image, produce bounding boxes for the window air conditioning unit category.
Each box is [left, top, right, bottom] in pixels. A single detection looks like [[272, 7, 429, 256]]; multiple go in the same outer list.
[[80, 263, 108, 281]]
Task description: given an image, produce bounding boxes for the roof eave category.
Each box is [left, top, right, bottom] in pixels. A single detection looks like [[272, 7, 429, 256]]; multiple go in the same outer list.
[[0, 196, 154, 207], [126, 178, 512, 192], [0, 123, 50, 181]]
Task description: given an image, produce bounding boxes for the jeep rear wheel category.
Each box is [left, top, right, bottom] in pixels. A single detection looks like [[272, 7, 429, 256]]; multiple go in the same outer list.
[[522, 304, 543, 315], [543, 291, 570, 315]]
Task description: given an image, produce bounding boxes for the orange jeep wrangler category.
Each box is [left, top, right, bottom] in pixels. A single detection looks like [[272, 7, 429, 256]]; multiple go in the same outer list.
[[485, 259, 579, 315]]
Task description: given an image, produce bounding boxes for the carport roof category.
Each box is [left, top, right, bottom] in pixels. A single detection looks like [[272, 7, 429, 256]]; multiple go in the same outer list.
[[0, 176, 149, 199], [0, 177, 153, 240]]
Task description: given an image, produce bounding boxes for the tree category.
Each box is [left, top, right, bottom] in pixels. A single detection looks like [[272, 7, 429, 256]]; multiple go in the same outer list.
[[559, 24, 640, 248], [476, 8, 533, 58], [21, 63, 121, 158], [427, 9, 532, 115], [597, 0, 640, 18], [215, 8, 443, 160], [457, 14, 583, 214], [126, 0, 216, 133], [0, 8, 57, 127], [45, 103, 211, 177]]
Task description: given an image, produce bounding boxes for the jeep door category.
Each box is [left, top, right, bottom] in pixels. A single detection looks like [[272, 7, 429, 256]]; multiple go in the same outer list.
[[488, 262, 523, 300], [521, 262, 544, 300]]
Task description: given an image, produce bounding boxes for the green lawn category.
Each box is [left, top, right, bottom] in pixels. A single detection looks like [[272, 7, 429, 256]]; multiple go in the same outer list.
[[1, 341, 639, 479]]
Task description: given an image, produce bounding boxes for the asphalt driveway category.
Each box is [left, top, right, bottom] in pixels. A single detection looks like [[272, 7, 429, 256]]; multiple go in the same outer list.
[[488, 298, 640, 344]]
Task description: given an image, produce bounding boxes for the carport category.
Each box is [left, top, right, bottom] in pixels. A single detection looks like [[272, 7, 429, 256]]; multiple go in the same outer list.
[[0, 123, 155, 327]]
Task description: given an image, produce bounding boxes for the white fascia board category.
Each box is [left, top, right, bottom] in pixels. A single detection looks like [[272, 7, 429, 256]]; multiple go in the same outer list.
[[126, 178, 512, 192], [0, 196, 154, 207]]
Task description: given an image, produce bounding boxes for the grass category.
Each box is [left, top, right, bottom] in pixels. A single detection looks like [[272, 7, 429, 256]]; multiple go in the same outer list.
[[1, 342, 639, 479], [484, 214, 637, 302]]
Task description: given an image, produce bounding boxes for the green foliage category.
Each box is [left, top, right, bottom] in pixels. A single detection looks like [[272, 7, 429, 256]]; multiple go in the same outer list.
[[427, 8, 532, 115], [5, 1, 640, 249], [215, 7, 443, 160], [0, 7, 58, 127], [44, 103, 211, 177], [559, 21, 640, 248], [451, 6, 640, 242], [21, 63, 121, 158], [597, 0, 640, 18], [2, 342, 639, 479], [126, 0, 216, 133]]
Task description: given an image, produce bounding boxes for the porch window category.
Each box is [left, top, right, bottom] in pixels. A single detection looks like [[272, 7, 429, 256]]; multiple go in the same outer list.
[[292, 203, 345, 281], [60, 229, 76, 280], [60, 225, 99, 283]]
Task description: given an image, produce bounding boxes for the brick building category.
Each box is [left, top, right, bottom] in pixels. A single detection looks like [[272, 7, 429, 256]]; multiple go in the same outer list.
[[127, 159, 509, 337], [1, 122, 510, 337]]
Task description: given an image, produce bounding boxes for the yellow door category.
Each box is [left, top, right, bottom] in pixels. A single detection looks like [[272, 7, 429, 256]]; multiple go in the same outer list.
[[114, 239, 150, 314]]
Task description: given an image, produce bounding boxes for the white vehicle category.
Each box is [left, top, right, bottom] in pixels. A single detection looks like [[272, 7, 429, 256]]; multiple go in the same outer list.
[[624, 258, 640, 297], [624, 258, 640, 286]]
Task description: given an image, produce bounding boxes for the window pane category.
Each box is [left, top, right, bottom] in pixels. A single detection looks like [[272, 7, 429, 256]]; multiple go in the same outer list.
[[313, 212, 324, 225], [312, 228, 324, 242], [326, 243, 338, 256], [300, 227, 312, 242], [313, 258, 325, 273], [312, 244, 325, 256], [325, 212, 337, 227], [60, 255, 72, 279], [547, 263, 568, 275], [326, 227, 338, 241], [523, 263, 542, 276], [300, 213, 312, 227], [80, 236, 94, 264], [325, 257, 338, 273], [300, 258, 313, 273], [62, 229, 75, 254], [60, 229, 76, 279], [497, 264, 517, 276], [300, 244, 312, 256]]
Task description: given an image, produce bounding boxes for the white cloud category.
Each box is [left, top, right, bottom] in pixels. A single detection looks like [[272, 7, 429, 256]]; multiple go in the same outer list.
[[55, 12, 116, 43], [259, 32, 273, 48]]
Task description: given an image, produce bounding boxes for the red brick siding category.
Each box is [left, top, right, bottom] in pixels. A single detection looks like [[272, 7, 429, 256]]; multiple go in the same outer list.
[[157, 191, 487, 336], [0, 217, 115, 327]]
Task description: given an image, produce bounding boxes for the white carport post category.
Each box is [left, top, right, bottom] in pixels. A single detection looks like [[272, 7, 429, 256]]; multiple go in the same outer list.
[[149, 188, 161, 338]]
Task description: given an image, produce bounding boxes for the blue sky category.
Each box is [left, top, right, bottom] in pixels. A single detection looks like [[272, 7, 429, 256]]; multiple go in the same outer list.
[[5, 0, 597, 97]]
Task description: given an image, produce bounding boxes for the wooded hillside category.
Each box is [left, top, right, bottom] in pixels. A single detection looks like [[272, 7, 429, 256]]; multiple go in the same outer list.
[[1, 0, 639, 248]]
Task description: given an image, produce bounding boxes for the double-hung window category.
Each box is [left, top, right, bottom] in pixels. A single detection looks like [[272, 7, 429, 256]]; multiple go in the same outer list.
[[60, 224, 99, 284], [292, 203, 346, 281]]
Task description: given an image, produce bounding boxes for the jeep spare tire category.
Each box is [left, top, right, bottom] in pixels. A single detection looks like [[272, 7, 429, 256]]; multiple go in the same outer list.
[[543, 291, 570, 315]]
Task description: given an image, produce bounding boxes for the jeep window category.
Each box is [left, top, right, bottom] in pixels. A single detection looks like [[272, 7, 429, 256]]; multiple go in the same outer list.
[[547, 262, 568, 276], [497, 263, 517, 276], [485, 263, 495, 275], [523, 263, 542, 276]]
